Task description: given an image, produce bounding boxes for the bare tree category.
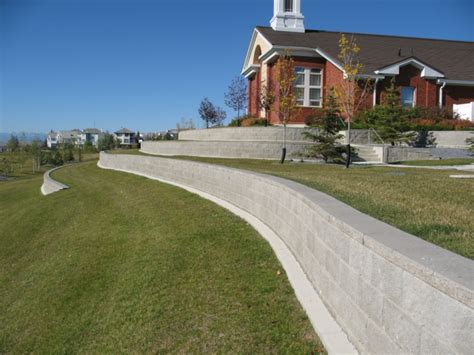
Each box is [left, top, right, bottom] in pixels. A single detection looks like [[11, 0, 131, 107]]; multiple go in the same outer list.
[[176, 117, 196, 133], [335, 34, 373, 167], [198, 98, 227, 128], [225, 76, 248, 126], [274, 51, 301, 163]]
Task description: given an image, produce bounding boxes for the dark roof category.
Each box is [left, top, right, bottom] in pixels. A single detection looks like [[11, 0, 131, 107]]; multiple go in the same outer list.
[[83, 128, 102, 134], [115, 128, 134, 134], [256, 26, 474, 81]]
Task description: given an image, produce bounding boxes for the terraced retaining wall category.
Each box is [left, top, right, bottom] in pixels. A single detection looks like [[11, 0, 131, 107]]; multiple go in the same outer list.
[[99, 152, 474, 354], [178, 126, 307, 142], [141, 141, 313, 160], [41, 166, 69, 195], [180, 127, 473, 148]]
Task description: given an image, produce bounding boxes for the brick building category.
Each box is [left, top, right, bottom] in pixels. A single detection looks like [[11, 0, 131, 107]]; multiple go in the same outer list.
[[242, 0, 474, 125]]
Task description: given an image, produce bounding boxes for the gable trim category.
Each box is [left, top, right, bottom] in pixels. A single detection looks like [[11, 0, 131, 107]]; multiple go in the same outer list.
[[375, 57, 445, 78], [241, 28, 273, 75]]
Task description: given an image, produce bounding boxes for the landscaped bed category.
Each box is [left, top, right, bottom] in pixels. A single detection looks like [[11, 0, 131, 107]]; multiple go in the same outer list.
[[0, 162, 323, 353], [112, 150, 473, 259]]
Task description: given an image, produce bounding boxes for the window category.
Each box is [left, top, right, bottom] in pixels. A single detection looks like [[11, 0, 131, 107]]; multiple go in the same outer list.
[[284, 0, 294, 12], [401, 87, 416, 108], [294, 67, 323, 107]]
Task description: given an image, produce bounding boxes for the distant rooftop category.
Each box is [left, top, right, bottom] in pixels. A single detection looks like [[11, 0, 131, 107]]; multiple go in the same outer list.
[[115, 128, 134, 134]]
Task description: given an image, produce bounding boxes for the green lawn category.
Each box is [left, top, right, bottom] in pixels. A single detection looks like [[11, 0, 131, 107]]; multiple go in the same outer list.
[[398, 158, 474, 166], [116, 150, 473, 259], [0, 162, 323, 353]]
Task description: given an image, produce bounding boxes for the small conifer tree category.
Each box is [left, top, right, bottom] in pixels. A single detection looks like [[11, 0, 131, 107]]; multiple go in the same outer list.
[[303, 88, 346, 163]]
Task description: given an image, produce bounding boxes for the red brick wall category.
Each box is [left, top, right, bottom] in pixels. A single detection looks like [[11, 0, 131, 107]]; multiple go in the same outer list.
[[378, 65, 437, 107], [248, 57, 474, 125], [248, 72, 260, 117], [444, 86, 474, 107], [266, 57, 342, 125]]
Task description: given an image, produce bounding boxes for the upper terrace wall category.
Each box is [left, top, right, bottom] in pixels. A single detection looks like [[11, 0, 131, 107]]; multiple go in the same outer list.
[[178, 127, 307, 142], [179, 128, 473, 148], [99, 152, 474, 354]]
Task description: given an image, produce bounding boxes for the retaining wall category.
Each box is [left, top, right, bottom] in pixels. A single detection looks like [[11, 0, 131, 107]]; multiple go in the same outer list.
[[179, 128, 474, 148], [141, 141, 313, 160], [387, 147, 473, 163], [178, 126, 307, 142], [41, 166, 69, 195], [432, 131, 474, 148], [99, 152, 474, 354]]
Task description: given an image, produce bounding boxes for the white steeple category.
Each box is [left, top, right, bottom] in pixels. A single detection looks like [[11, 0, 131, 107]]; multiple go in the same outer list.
[[270, 0, 305, 33]]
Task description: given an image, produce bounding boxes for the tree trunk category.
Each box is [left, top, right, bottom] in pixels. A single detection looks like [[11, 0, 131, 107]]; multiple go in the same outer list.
[[280, 124, 287, 164], [345, 119, 352, 168]]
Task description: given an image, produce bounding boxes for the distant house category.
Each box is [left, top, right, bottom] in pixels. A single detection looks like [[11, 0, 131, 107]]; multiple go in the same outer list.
[[114, 128, 136, 147], [79, 128, 103, 147], [57, 130, 81, 146], [47, 131, 59, 149]]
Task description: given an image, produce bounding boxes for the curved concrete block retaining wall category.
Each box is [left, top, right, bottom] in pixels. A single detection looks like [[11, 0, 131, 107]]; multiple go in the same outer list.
[[99, 152, 473, 354], [141, 141, 313, 160], [41, 166, 69, 195]]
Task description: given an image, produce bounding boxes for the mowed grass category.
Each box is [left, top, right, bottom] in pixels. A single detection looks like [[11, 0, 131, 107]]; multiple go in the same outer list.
[[128, 153, 473, 259], [0, 162, 323, 353]]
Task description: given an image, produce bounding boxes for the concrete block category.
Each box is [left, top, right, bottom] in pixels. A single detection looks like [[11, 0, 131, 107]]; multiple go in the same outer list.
[[381, 298, 421, 353]]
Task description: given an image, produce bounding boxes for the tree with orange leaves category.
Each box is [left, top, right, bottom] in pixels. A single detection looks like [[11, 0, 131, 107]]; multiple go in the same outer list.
[[335, 34, 373, 167]]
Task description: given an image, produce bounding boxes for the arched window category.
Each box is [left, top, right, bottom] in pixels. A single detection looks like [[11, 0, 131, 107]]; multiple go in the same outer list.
[[284, 0, 294, 12], [253, 46, 262, 65]]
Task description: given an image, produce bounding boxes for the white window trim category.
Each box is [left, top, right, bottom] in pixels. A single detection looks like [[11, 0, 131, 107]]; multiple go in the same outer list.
[[295, 67, 323, 108]]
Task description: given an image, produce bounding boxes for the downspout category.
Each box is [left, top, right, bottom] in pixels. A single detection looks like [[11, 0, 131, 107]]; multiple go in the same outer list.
[[373, 77, 381, 107], [439, 81, 447, 108]]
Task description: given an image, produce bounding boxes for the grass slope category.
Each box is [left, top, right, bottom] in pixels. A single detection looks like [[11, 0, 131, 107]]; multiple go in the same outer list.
[[130, 154, 473, 260], [398, 158, 474, 166], [0, 162, 323, 353]]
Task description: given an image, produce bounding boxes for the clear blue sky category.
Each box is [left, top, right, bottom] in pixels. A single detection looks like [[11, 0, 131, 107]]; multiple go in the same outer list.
[[1, 0, 473, 133]]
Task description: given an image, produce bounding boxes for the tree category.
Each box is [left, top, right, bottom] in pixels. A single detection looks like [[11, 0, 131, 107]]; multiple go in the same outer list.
[[51, 150, 64, 166], [335, 34, 373, 167], [302, 88, 346, 163], [30, 139, 42, 173], [225, 76, 248, 126], [61, 144, 74, 162], [259, 82, 276, 127], [6, 135, 20, 152], [274, 52, 301, 163], [364, 78, 416, 146], [198, 98, 227, 128], [98, 133, 115, 151], [214, 106, 227, 127], [176, 117, 196, 132], [0, 157, 12, 177]]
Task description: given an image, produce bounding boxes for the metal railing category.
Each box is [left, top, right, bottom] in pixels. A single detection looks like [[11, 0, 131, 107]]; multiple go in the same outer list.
[[367, 128, 386, 146]]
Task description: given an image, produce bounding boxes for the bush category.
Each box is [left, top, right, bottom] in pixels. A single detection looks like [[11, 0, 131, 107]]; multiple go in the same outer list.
[[228, 115, 271, 127], [467, 134, 474, 152]]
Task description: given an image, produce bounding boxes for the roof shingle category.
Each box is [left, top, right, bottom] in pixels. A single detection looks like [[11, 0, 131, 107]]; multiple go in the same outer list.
[[256, 26, 474, 81]]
